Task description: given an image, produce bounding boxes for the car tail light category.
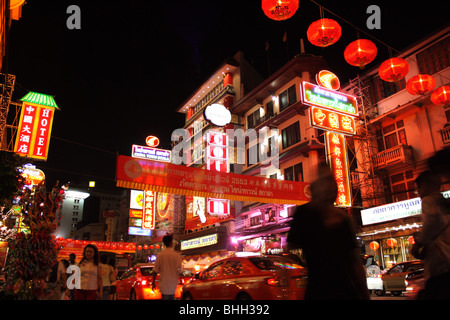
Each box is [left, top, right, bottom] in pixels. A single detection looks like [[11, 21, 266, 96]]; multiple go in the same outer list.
[[266, 277, 280, 286], [138, 278, 151, 286]]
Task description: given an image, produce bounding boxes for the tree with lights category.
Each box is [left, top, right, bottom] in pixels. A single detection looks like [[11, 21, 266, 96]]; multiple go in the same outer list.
[[3, 179, 65, 299]]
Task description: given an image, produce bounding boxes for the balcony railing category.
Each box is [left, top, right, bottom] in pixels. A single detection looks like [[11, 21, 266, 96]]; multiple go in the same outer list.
[[440, 126, 450, 145], [373, 144, 413, 168]]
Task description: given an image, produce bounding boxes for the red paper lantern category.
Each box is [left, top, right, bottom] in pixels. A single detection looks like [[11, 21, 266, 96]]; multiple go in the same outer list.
[[408, 236, 415, 245], [344, 39, 377, 68], [431, 86, 450, 105], [137, 245, 142, 250], [406, 74, 436, 95], [307, 18, 342, 47], [369, 241, 380, 251], [378, 57, 409, 82], [386, 238, 397, 248], [143, 245, 148, 250], [261, 0, 299, 21]]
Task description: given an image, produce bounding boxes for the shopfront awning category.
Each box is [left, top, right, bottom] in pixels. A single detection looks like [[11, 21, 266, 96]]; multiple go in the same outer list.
[[116, 155, 311, 205]]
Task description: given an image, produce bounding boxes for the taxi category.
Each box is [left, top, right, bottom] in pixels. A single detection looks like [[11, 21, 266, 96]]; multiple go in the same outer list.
[[116, 264, 194, 300], [181, 255, 307, 300]]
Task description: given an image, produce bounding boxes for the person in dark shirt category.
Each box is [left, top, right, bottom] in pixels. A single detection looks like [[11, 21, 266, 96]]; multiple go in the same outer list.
[[288, 164, 369, 300]]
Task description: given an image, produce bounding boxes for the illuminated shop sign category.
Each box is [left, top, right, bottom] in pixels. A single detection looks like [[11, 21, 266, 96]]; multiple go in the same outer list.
[[145, 135, 160, 147], [361, 190, 450, 225], [129, 190, 143, 210], [206, 131, 229, 173], [180, 234, 218, 251], [325, 132, 352, 207], [205, 130, 230, 221], [316, 70, 340, 91], [14, 93, 59, 161], [204, 103, 232, 127], [301, 81, 358, 116], [310, 106, 356, 135], [132, 145, 171, 162], [142, 190, 155, 229], [128, 226, 152, 236], [18, 164, 45, 186], [207, 198, 230, 216]]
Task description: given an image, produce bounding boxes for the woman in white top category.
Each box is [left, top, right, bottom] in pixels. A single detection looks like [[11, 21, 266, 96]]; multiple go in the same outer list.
[[75, 244, 103, 300]]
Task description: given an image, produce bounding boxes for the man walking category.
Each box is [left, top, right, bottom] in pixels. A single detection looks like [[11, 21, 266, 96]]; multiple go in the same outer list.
[[152, 235, 182, 300]]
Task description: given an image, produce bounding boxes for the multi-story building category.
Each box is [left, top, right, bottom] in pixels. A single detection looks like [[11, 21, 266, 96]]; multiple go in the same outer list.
[[55, 189, 90, 239], [228, 54, 329, 255], [175, 51, 265, 267], [342, 26, 450, 268]]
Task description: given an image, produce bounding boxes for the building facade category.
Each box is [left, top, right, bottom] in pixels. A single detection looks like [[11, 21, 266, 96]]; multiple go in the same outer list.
[[342, 26, 450, 269]]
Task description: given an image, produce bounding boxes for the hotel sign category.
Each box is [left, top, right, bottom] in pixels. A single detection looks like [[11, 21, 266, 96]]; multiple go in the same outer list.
[[14, 91, 59, 161]]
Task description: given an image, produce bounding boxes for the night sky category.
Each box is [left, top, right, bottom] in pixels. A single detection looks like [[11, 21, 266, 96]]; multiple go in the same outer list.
[[5, 0, 448, 190]]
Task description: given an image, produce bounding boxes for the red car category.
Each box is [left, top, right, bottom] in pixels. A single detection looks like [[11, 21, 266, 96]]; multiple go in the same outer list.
[[181, 255, 307, 300], [116, 264, 194, 300]]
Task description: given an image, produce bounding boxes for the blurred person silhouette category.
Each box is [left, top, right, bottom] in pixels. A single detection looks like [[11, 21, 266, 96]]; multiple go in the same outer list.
[[65, 253, 76, 300], [108, 258, 118, 300], [152, 235, 182, 300], [75, 244, 103, 300], [288, 163, 370, 300], [427, 148, 450, 185], [100, 255, 114, 300], [413, 170, 450, 299]]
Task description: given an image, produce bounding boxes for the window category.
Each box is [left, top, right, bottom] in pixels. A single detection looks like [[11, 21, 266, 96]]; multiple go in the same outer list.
[[390, 170, 415, 202], [279, 85, 297, 111], [246, 142, 259, 166], [281, 121, 301, 149], [284, 163, 303, 182], [247, 108, 261, 129], [250, 215, 262, 227], [222, 261, 243, 276], [368, 77, 406, 103], [266, 101, 274, 117], [202, 262, 223, 280], [382, 120, 407, 150], [417, 37, 450, 75]]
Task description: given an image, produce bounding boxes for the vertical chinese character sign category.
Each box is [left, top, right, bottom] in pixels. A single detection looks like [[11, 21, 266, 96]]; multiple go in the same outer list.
[[325, 132, 352, 207], [14, 91, 59, 161], [142, 190, 155, 229]]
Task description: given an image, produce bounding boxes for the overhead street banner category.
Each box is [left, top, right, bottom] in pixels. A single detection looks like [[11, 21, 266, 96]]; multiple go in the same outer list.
[[116, 155, 311, 205]]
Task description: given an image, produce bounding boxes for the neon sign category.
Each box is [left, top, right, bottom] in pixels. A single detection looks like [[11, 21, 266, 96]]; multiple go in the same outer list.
[[142, 190, 155, 229], [325, 132, 352, 207], [316, 70, 340, 91], [301, 81, 358, 116], [310, 106, 356, 135], [180, 234, 218, 251], [14, 91, 59, 160], [132, 144, 171, 162]]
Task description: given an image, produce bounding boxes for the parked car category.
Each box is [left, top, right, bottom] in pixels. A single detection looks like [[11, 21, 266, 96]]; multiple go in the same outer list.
[[116, 264, 194, 300], [380, 260, 423, 296], [405, 268, 425, 299], [181, 255, 307, 300]]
